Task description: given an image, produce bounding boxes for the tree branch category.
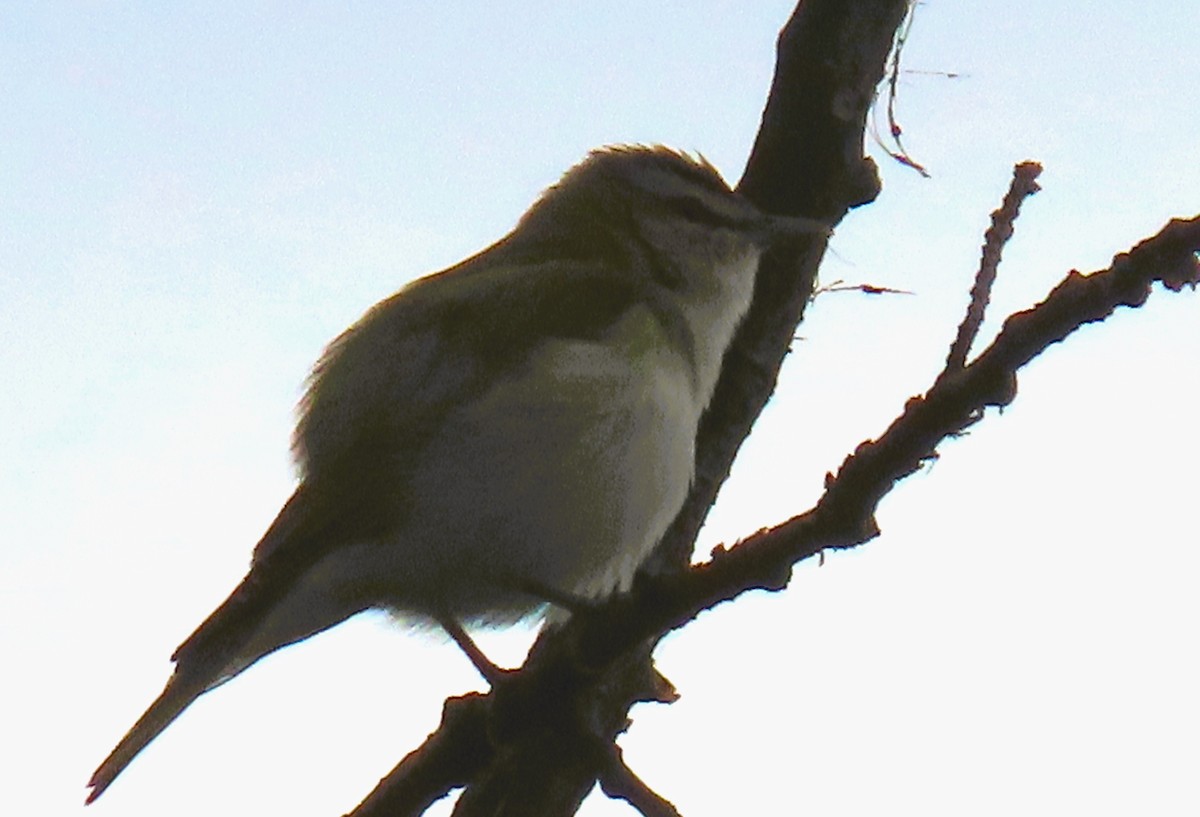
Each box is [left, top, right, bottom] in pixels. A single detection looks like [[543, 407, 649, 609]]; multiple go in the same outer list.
[[344, 4, 1200, 816], [347, 2, 915, 814], [940, 161, 1042, 378]]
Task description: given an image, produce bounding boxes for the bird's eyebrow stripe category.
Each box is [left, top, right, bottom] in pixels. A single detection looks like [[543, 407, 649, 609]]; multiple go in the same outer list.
[[660, 193, 752, 228], [635, 164, 730, 199]]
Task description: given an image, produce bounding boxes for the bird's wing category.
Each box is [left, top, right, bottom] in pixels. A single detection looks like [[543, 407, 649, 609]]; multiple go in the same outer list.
[[88, 242, 661, 803], [292, 241, 661, 486]]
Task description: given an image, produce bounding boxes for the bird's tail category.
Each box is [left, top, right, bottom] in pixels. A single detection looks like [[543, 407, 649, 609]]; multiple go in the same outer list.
[[85, 485, 358, 804], [86, 664, 215, 803]]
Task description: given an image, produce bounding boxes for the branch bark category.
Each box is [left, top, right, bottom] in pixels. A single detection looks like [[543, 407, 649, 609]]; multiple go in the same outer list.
[[348, 2, 910, 814], [345, 1, 1200, 814]]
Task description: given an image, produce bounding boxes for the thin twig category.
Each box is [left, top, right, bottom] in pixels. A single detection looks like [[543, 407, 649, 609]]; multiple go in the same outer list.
[[814, 279, 914, 296], [874, 2, 930, 177], [940, 161, 1042, 378], [598, 746, 682, 817]]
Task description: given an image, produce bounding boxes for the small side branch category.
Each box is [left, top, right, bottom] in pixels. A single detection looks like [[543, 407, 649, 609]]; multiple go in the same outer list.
[[723, 213, 1200, 595], [941, 161, 1043, 378], [877, 2, 931, 177], [348, 694, 492, 817], [598, 746, 682, 817]]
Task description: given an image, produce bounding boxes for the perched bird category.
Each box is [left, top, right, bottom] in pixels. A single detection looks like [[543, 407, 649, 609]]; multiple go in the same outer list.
[[86, 145, 827, 803]]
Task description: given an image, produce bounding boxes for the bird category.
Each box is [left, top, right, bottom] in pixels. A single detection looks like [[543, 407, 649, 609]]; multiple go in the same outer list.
[[86, 145, 828, 803]]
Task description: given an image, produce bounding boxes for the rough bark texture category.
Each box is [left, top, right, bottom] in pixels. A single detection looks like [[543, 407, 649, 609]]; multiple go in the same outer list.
[[345, 1, 1200, 814], [348, 2, 911, 815]]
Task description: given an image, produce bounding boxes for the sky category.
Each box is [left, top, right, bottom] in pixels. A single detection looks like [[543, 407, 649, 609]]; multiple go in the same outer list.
[[2, 2, 1198, 815]]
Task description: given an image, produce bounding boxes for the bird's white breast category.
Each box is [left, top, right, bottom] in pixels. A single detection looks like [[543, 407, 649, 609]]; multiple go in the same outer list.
[[377, 303, 701, 621], [296, 248, 762, 625]]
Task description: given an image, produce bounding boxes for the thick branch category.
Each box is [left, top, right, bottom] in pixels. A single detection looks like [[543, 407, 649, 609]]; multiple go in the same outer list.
[[348, 695, 490, 817], [349, 2, 1169, 814], [353, 206, 1198, 816]]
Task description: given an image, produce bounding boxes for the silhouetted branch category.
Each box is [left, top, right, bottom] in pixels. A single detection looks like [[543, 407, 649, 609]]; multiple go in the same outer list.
[[345, 0, 1198, 813], [357, 205, 1198, 816], [940, 161, 1042, 379], [350, 3, 911, 814], [348, 694, 490, 817], [598, 746, 682, 817]]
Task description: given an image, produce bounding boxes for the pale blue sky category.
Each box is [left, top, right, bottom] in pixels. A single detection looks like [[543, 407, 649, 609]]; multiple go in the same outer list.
[[2, 3, 1198, 815]]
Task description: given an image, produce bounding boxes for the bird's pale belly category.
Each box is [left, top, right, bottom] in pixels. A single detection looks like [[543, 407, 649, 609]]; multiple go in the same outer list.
[[308, 332, 701, 625]]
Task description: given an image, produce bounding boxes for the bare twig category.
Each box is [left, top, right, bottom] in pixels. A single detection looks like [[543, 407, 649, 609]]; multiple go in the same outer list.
[[940, 161, 1042, 379], [814, 279, 915, 296], [347, 695, 491, 817], [598, 746, 682, 817], [873, 2, 931, 177], [689, 214, 1200, 620]]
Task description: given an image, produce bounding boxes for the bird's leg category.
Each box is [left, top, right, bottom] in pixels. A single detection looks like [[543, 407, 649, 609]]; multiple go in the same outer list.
[[436, 615, 509, 686], [437, 581, 602, 685]]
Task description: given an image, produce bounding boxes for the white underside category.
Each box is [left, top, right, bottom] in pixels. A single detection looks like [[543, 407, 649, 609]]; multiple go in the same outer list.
[[238, 247, 760, 666], [238, 310, 700, 663]]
